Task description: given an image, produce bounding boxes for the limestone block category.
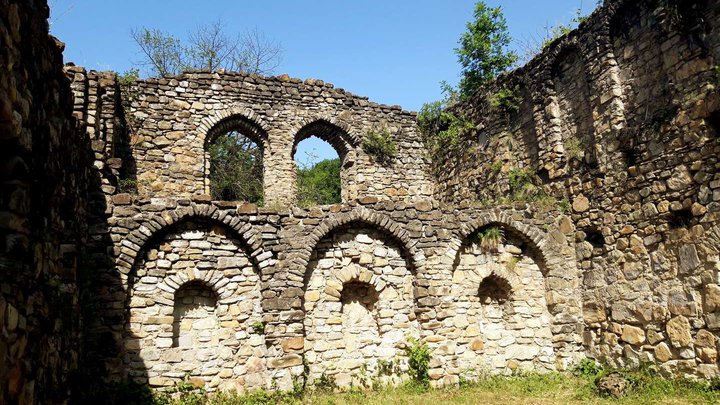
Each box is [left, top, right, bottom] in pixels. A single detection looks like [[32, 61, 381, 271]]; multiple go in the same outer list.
[[666, 316, 692, 348]]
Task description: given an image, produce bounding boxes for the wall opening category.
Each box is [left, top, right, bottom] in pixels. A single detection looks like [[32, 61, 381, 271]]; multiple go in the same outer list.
[[172, 281, 218, 348], [668, 208, 694, 229], [294, 135, 341, 206], [205, 116, 267, 204], [293, 120, 356, 206]]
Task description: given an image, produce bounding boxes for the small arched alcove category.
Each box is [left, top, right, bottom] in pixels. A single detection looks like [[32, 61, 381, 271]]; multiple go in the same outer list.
[[204, 115, 268, 204], [292, 119, 357, 206], [123, 216, 267, 391]]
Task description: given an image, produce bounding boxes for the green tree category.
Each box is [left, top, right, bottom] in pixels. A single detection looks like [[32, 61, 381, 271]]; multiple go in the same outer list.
[[455, 1, 517, 97], [297, 158, 341, 207], [208, 131, 263, 204]]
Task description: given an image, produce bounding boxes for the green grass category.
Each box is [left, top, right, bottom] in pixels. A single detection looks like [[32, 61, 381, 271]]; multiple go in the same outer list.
[[151, 371, 720, 405]]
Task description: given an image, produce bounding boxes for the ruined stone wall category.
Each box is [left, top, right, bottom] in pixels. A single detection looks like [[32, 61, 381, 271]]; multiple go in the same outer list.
[[436, 0, 720, 378], [2, 0, 710, 397], [123, 72, 433, 206], [98, 199, 579, 391], [0, 1, 96, 403]]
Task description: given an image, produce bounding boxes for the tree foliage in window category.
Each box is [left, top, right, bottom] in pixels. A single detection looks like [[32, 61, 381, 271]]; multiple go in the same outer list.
[[297, 158, 341, 207], [208, 131, 263, 204]]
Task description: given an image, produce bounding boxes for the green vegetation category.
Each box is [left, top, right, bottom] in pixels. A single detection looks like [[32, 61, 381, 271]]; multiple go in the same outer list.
[[130, 20, 281, 77], [117, 178, 138, 193], [95, 363, 720, 404], [417, 100, 475, 162], [250, 321, 265, 334], [542, 8, 589, 49], [489, 84, 521, 115], [506, 256, 520, 271], [455, 2, 517, 97], [508, 167, 534, 197], [404, 337, 431, 384], [362, 127, 397, 164], [418, 1, 518, 163], [296, 158, 341, 207], [712, 65, 720, 88], [564, 135, 584, 160], [472, 226, 505, 253], [208, 132, 264, 204]]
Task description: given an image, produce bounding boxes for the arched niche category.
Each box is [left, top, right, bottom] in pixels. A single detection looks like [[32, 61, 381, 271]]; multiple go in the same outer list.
[[609, 1, 674, 130], [291, 119, 359, 205], [449, 223, 558, 376], [302, 222, 419, 387], [203, 114, 269, 203], [123, 217, 266, 392], [549, 46, 598, 170]]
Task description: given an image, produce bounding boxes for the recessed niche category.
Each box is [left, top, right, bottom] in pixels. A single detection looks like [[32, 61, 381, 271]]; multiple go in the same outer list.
[[478, 274, 512, 304]]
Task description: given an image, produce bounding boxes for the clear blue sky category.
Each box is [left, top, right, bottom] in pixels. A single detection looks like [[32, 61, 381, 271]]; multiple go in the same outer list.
[[50, 0, 597, 163]]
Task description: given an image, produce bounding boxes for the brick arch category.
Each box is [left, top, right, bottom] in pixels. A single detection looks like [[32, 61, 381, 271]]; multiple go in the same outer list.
[[198, 107, 270, 148], [116, 204, 272, 278], [294, 208, 425, 276], [289, 116, 360, 161]]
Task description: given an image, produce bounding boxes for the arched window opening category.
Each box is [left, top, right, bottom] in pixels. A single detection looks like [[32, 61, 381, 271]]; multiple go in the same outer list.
[[172, 281, 218, 348], [294, 135, 341, 207], [205, 116, 267, 204], [208, 131, 263, 203]]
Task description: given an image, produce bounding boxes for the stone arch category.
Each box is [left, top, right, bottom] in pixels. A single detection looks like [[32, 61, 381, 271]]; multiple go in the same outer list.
[[157, 268, 234, 302], [289, 117, 361, 205], [121, 207, 269, 390], [198, 109, 269, 200], [295, 208, 425, 275], [289, 116, 360, 160], [447, 212, 567, 374], [198, 107, 270, 148], [448, 211, 552, 268], [301, 211, 421, 386], [116, 204, 271, 278]]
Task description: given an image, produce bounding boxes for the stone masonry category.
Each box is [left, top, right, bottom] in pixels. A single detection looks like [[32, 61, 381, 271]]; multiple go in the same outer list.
[[1, 0, 720, 403]]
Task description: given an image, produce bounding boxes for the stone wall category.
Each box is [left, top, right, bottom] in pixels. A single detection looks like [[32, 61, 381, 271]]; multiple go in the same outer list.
[[435, 0, 720, 379], [93, 197, 580, 390], [0, 1, 96, 403], [122, 72, 434, 206]]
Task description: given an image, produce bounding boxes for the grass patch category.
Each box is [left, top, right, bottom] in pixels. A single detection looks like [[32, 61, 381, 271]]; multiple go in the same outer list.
[[101, 369, 720, 405]]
